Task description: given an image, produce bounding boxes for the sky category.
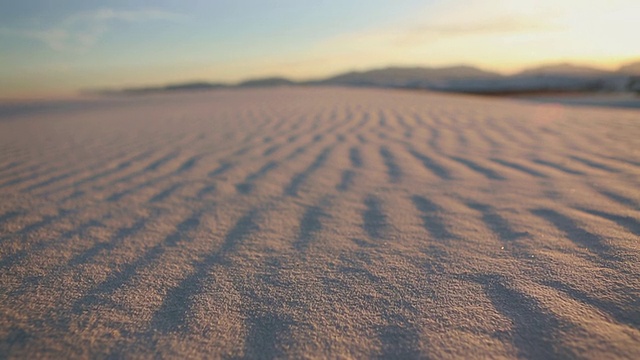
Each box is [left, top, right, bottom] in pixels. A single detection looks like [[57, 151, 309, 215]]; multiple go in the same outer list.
[[1, 0, 638, 98]]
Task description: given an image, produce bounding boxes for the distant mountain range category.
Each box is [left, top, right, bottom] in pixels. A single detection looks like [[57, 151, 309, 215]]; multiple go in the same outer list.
[[314, 65, 499, 87], [101, 60, 640, 96]]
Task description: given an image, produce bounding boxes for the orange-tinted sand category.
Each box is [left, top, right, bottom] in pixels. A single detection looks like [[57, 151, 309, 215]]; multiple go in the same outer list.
[[1, 87, 639, 358]]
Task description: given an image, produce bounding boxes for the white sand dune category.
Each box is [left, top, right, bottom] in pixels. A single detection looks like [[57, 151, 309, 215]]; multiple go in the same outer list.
[[0, 87, 639, 358]]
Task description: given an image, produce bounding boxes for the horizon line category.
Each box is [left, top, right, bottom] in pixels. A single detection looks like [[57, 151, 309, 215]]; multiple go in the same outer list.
[[3, 57, 639, 101]]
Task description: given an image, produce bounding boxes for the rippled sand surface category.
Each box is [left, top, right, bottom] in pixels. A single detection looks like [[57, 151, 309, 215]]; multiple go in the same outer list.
[[1, 87, 639, 358]]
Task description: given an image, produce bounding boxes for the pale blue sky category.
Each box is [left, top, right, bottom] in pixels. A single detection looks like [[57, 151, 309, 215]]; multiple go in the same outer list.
[[1, 0, 638, 98]]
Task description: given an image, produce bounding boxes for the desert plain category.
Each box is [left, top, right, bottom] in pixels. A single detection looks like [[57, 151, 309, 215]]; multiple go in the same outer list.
[[0, 87, 639, 358]]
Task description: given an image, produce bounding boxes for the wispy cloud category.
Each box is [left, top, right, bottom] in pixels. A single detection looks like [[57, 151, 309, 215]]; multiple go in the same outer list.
[[393, 15, 556, 47], [412, 17, 550, 36], [0, 8, 185, 51]]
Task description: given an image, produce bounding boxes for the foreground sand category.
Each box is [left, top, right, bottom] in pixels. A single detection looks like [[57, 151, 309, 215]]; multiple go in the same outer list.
[[0, 87, 639, 358]]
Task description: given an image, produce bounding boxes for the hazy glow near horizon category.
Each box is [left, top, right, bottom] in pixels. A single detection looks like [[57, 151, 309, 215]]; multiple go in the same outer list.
[[1, 0, 638, 98]]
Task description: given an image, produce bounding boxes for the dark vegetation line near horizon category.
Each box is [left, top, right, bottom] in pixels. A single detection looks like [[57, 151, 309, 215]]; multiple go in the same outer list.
[[96, 61, 640, 97]]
